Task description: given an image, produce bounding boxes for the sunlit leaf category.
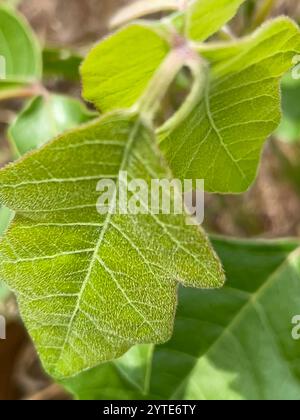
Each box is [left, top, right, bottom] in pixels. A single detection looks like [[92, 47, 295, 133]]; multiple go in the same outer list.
[[64, 237, 300, 400], [0, 4, 42, 83], [159, 18, 300, 192], [81, 23, 170, 112], [0, 111, 223, 378], [9, 94, 96, 155], [186, 0, 246, 41]]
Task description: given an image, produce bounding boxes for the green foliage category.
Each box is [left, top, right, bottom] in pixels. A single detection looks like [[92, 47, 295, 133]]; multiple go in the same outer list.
[[0, 0, 300, 392], [64, 237, 300, 400], [42, 48, 82, 82], [81, 23, 170, 112], [187, 0, 246, 41], [0, 205, 13, 300], [0, 111, 224, 378], [159, 18, 300, 192], [277, 71, 300, 142], [9, 94, 96, 155], [0, 4, 42, 82]]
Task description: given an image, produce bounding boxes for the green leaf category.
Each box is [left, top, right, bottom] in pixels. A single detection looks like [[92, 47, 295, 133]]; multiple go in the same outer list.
[[9, 94, 96, 155], [81, 23, 170, 113], [159, 18, 300, 192], [43, 48, 82, 81], [277, 72, 300, 143], [0, 111, 224, 379], [186, 0, 246, 41], [64, 236, 300, 400], [0, 5, 42, 82]]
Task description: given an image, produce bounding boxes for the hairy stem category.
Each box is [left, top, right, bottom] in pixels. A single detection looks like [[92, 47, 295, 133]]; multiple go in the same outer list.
[[157, 50, 208, 137], [137, 40, 202, 123]]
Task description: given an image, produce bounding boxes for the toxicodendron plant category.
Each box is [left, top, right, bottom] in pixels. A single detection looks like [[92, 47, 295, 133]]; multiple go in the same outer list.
[[0, 0, 299, 381]]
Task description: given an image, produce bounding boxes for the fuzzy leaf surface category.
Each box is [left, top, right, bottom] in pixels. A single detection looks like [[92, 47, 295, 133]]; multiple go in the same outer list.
[[81, 24, 170, 113], [159, 18, 300, 192], [0, 112, 223, 378], [64, 237, 300, 400]]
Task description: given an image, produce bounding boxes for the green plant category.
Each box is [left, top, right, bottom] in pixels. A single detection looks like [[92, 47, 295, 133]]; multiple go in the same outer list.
[[0, 0, 300, 400]]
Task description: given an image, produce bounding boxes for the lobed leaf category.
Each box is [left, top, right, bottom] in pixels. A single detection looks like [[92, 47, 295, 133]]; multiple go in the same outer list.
[[64, 237, 300, 400], [159, 18, 300, 192], [0, 111, 224, 378]]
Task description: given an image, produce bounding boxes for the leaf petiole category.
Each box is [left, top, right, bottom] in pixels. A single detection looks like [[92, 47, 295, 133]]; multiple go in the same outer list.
[[157, 48, 208, 136], [136, 38, 206, 124]]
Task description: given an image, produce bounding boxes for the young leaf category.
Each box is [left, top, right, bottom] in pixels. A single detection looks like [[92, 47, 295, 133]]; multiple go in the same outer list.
[[159, 18, 300, 192], [186, 0, 246, 41], [81, 24, 170, 113], [64, 237, 300, 400], [9, 94, 96, 155], [0, 111, 224, 378], [0, 5, 42, 82]]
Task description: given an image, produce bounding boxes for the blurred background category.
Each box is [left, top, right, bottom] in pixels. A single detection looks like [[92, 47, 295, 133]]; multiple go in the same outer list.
[[0, 0, 300, 400]]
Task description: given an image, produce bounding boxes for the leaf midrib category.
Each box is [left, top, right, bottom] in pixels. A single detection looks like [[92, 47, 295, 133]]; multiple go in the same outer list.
[[54, 116, 143, 374]]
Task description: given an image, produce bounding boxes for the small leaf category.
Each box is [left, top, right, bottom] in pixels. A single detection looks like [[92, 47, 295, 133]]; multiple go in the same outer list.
[[0, 5, 42, 82], [159, 18, 300, 192], [9, 94, 96, 155], [64, 237, 300, 400], [186, 0, 246, 41], [81, 23, 170, 113], [0, 111, 224, 378]]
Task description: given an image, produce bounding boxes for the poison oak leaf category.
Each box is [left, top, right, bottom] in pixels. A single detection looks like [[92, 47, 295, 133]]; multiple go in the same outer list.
[[0, 111, 224, 378], [159, 18, 300, 192]]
